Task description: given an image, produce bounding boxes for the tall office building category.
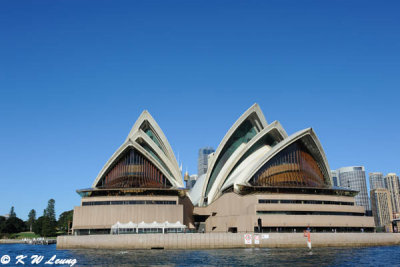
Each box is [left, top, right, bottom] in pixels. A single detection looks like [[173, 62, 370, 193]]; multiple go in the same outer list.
[[187, 174, 198, 190], [197, 147, 215, 177], [384, 173, 400, 216], [369, 172, 385, 190], [337, 166, 370, 211], [370, 188, 393, 230], [331, 170, 340, 187]]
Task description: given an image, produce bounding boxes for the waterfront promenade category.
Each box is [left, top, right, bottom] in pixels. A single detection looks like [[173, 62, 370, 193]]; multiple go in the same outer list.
[[57, 233, 400, 250], [0, 239, 22, 244], [0, 238, 56, 245]]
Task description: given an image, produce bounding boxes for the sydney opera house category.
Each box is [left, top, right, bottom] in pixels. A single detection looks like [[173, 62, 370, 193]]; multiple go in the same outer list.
[[72, 104, 375, 235]]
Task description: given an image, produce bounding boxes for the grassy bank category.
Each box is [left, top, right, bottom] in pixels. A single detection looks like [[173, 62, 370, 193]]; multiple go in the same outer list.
[[1, 232, 57, 240], [10, 232, 41, 239]]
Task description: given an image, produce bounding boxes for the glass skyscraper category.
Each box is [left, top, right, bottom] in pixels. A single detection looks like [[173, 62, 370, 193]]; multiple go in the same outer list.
[[197, 147, 215, 177], [369, 172, 385, 190], [384, 173, 400, 215], [370, 188, 393, 229], [337, 166, 370, 211]]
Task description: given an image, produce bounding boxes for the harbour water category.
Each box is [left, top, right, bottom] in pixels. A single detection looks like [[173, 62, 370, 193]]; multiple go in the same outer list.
[[0, 244, 399, 266]]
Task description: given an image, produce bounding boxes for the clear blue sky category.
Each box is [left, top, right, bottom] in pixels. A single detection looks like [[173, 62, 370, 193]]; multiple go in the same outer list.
[[1, 1, 399, 220]]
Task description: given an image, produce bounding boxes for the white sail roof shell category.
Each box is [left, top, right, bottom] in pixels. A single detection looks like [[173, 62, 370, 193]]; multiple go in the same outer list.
[[92, 110, 183, 188], [199, 104, 332, 206], [200, 103, 268, 205]]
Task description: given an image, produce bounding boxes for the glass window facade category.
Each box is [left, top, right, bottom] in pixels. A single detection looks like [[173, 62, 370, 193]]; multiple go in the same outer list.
[[384, 173, 400, 214], [369, 172, 385, 190], [142, 125, 166, 155], [249, 141, 327, 188], [112, 228, 137, 235], [138, 228, 163, 234], [82, 200, 176, 206], [258, 199, 354, 205], [337, 167, 370, 211], [96, 148, 172, 189], [109, 228, 184, 235], [256, 211, 364, 216], [371, 189, 392, 227], [205, 119, 258, 197]]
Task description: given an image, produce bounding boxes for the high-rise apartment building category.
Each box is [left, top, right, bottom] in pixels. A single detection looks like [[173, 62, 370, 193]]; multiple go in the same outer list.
[[369, 172, 385, 190], [370, 188, 393, 230], [186, 174, 198, 190], [337, 166, 370, 211], [197, 147, 215, 177], [384, 173, 400, 216]]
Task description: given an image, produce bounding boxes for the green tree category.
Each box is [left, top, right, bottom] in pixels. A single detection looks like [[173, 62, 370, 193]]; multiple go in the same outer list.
[[9, 206, 16, 218], [3, 217, 26, 234], [27, 209, 36, 232], [45, 199, 56, 221], [33, 216, 44, 236], [58, 210, 73, 234], [41, 199, 56, 237], [0, 216, 6, 234], [0, 208, 26, 235], [41, 217, 56, 237]]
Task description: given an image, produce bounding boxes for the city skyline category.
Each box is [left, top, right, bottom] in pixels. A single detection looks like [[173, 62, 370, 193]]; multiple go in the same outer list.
[[1, 1, 399, 219]]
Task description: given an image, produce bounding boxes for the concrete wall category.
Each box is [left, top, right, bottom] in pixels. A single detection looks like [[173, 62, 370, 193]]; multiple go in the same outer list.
[[57, 233, 400, 250], [194, 193, 375, 233], [206, 214, 375, 233], [0, 239, 24, 244], [73, 195, 187, 230], [179, 195, 195, 228]]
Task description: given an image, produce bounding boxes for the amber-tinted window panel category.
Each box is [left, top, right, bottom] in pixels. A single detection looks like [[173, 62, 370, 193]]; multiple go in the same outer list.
[[97, 148, 172, 189], [249, 141, 327, 188]]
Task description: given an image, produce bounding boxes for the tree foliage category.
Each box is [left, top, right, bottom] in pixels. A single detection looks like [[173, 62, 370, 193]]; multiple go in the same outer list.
[[58, 210, 73, 233], [27, 209, 36, 232], [2, 217, 26, 234], [41, 199, 57, 237], [32, 216, 44, 235], [9, 206, 16, 218], [1, 200, 74, 238], [44, 199, 56, 222], [0, 216, 6, 233], [0, 207, 26, 235], [41, 217, 56, 237]]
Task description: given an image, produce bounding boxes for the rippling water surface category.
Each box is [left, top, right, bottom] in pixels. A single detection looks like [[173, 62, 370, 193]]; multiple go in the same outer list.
[[0, 244, 399, 266]]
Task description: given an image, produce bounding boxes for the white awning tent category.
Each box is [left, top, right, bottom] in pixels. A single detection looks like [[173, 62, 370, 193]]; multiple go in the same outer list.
[[164, 221, 186, 228], [111, 221, 138, 229], [111, 221, 186, 234]]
